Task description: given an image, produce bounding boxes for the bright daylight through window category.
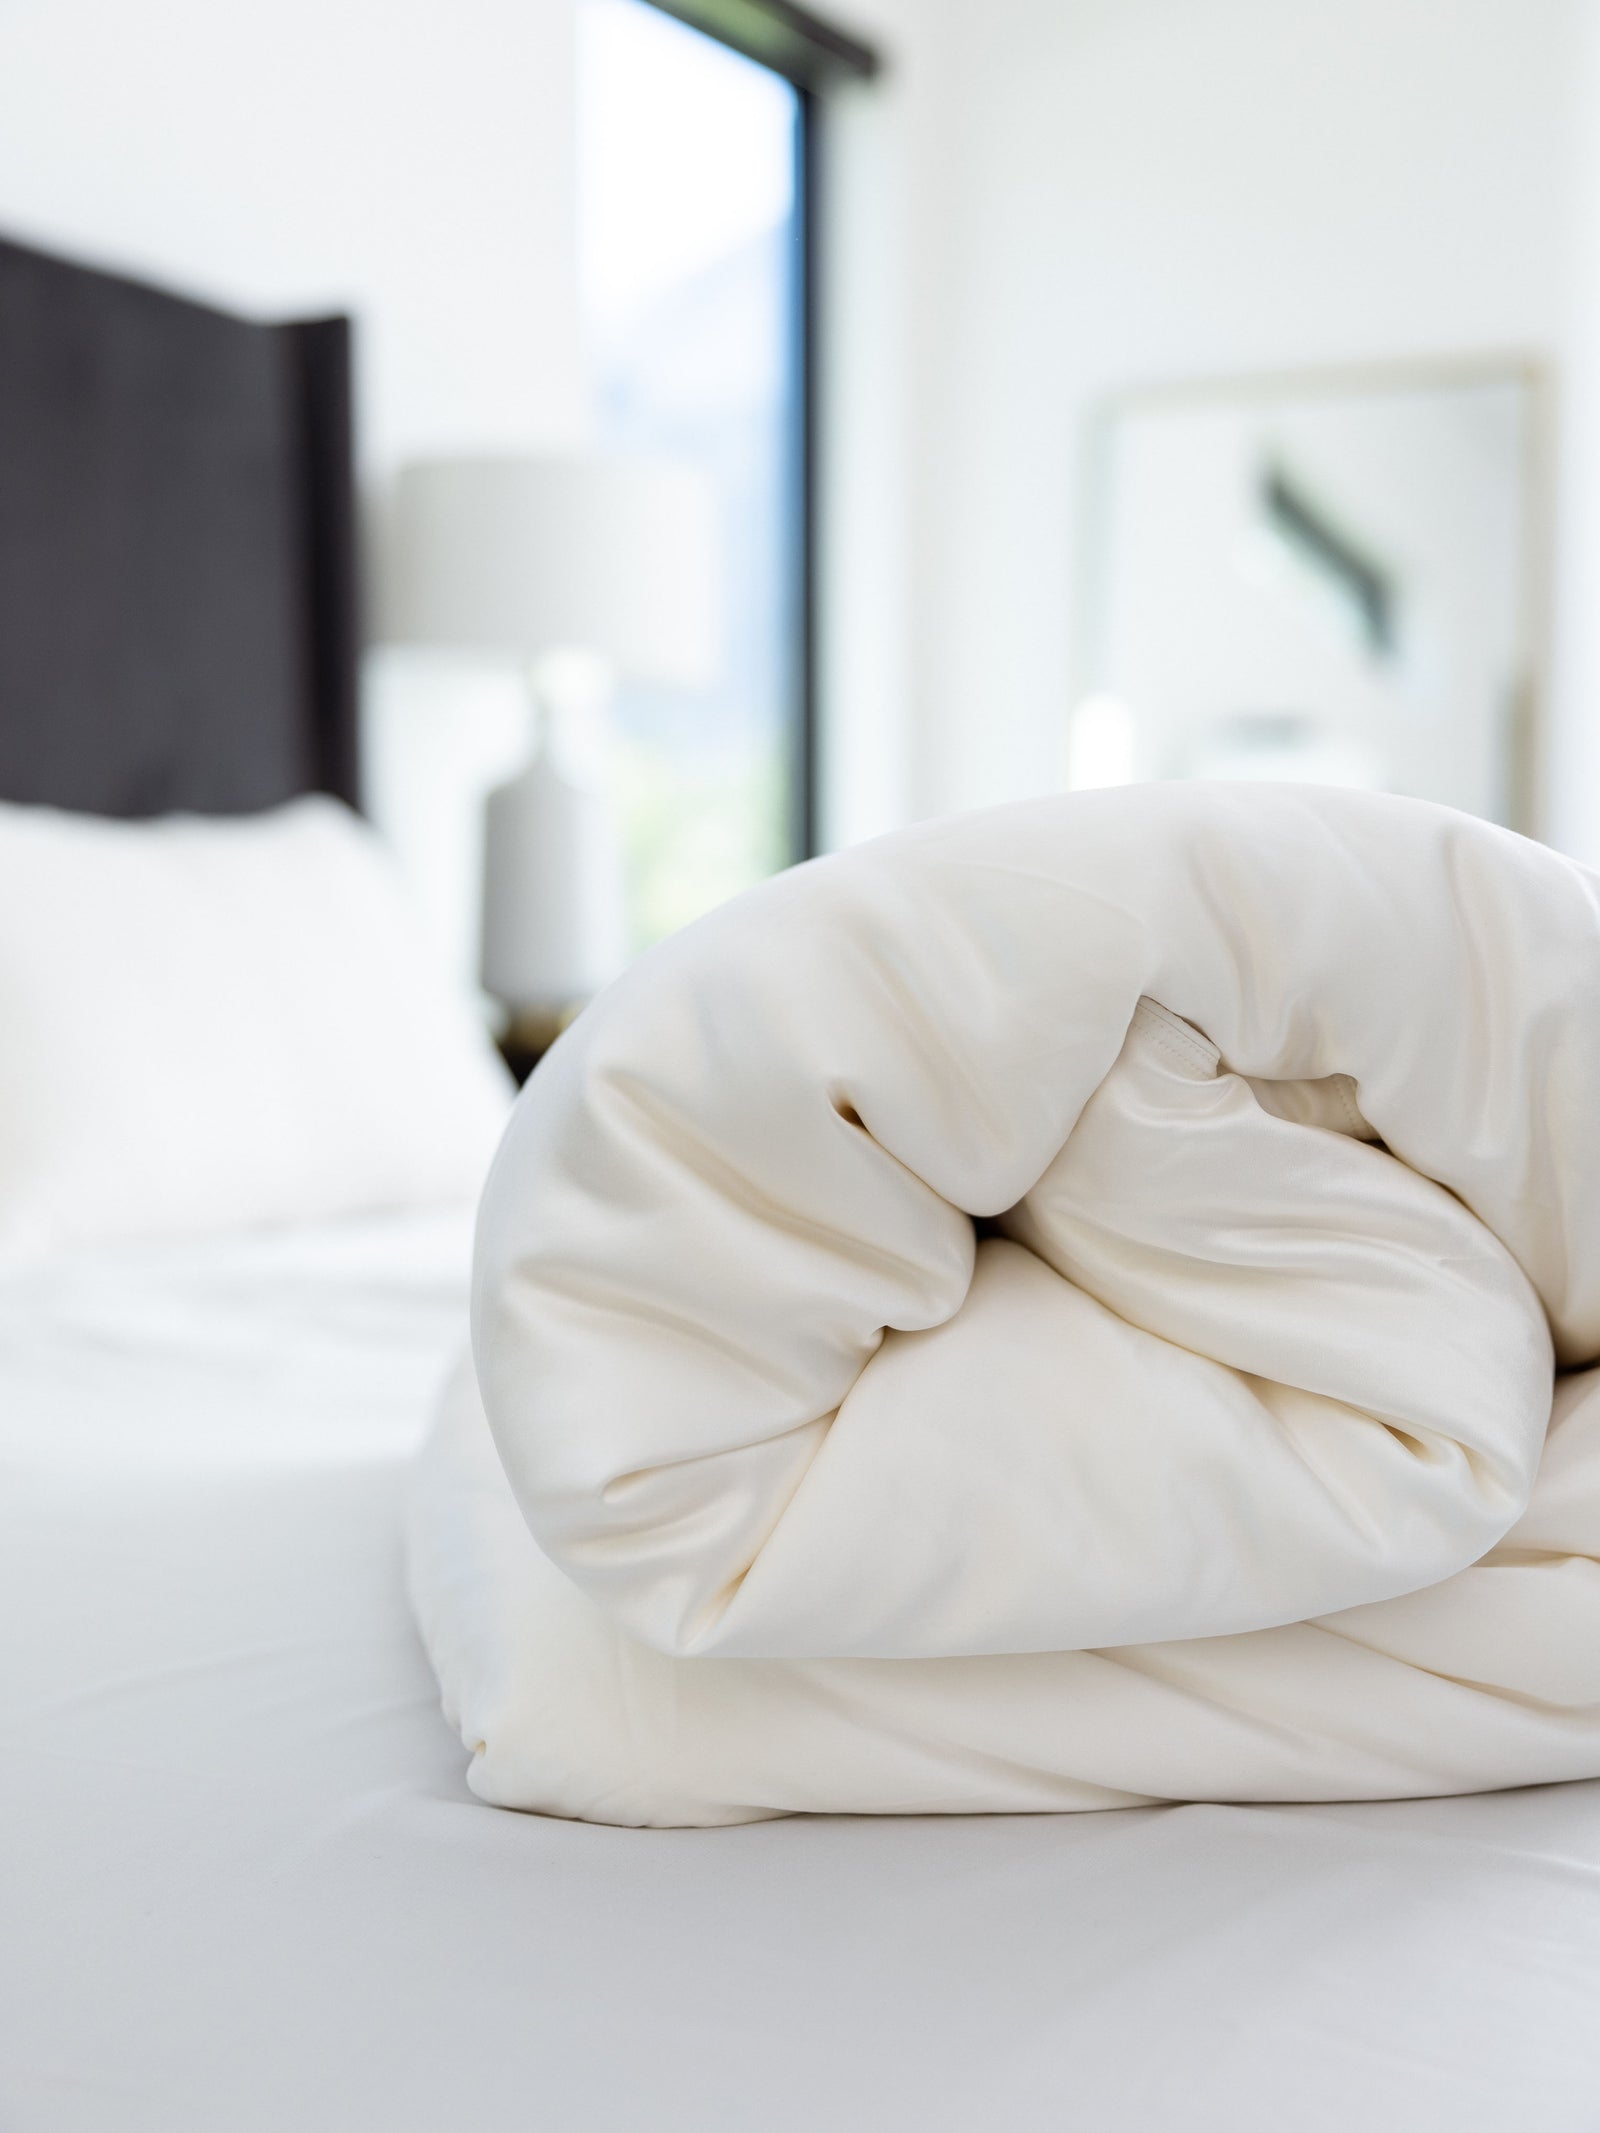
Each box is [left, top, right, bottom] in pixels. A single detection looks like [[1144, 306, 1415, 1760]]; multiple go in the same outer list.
[[577, 0, 804, 953]]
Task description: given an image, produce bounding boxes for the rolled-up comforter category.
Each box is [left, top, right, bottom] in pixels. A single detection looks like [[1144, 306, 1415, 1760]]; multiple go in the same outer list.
[[408, 784, 1600, 1826]]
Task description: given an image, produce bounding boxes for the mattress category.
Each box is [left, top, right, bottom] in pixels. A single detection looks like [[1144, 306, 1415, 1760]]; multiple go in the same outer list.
[[4, 1212, 1600, 2131]]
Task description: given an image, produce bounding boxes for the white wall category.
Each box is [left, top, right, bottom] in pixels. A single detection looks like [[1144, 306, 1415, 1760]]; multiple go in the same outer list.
[[837, 0, 1587, 841], [814, 0, 972, 851], [0, 0, 585, 469], [1550, 0, 1600, 864]]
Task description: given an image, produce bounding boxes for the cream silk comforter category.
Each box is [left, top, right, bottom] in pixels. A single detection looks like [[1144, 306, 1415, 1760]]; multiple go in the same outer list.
[[408, 784, 1600, 1826]]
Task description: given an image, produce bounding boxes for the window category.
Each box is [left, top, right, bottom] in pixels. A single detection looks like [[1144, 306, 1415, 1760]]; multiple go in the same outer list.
[[576, 0, 876, 951]]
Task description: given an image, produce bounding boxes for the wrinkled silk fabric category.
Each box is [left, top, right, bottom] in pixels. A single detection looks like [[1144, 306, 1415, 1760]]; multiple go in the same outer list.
[[408, 784, 1600, 1825]]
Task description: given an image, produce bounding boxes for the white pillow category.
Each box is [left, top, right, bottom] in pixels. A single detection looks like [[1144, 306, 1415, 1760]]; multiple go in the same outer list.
[[0, 794, 514, 1266]]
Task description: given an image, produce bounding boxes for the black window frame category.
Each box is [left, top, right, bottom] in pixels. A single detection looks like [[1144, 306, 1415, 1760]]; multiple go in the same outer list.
[[630, 0, 881, 862], [644, 0, 880, 90]]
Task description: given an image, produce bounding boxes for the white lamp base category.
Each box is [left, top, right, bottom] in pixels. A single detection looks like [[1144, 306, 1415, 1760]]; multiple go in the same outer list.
[[480, 655, 628, 1014]]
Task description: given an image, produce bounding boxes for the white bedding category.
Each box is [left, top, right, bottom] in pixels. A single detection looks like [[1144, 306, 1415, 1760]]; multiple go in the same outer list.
[[3, 1214, 1600, 2130], [421, 785, 1600, 1826], [0, 796, 512, 1269]]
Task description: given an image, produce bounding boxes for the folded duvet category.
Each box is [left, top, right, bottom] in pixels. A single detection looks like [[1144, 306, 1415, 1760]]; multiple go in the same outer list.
[[408, 783, 1600, 1825]]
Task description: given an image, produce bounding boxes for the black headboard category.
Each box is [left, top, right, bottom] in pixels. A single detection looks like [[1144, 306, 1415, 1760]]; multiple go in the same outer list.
[[0, 232, 359, 817]]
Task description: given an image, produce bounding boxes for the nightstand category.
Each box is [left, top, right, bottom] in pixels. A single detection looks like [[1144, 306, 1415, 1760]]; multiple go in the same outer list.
[[494, 1004, 583, 1088]]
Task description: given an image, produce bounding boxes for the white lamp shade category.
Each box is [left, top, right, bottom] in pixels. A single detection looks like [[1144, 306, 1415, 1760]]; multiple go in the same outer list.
[[383, 453, 721, 690]]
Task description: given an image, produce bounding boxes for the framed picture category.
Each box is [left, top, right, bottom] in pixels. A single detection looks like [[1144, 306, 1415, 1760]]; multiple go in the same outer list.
[[1072, 357, 1551, 834]]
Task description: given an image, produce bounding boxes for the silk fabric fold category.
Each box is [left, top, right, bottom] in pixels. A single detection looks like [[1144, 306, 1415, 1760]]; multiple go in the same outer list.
[[410, 785, 1600, 1824]]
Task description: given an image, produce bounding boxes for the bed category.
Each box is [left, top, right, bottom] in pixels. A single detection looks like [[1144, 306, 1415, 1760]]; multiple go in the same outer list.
[[2, 232, 1599, 2132]]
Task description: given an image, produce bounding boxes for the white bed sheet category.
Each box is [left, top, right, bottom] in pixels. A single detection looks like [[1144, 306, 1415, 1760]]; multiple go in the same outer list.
[[2, 1213, 1599, 2133]]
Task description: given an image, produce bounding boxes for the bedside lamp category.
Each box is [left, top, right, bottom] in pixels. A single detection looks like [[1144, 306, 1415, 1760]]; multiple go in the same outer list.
[[385, 454, 720, 1037]]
